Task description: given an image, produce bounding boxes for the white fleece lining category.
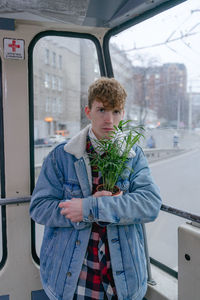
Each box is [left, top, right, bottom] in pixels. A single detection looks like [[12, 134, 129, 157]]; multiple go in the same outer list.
[[64, 124, 91, 159], [64, 125, 92, 189]]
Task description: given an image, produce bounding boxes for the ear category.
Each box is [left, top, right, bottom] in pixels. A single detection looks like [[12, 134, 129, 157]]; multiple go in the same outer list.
[[121, 109, 125, 119], [85, 106, 91, 120]]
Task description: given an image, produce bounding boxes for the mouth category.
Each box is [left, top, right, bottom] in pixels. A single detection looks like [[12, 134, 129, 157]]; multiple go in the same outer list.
[[102, 128, 113, 131]]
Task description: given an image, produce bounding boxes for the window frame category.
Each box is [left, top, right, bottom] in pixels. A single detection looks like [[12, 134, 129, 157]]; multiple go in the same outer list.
[[0, 56, 7, 270], [28, 30, 106, 264], [102, 0, 186, 278], [103, 0, 186, 77]]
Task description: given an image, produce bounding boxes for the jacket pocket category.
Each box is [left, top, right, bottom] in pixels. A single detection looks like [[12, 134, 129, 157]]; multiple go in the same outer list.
[[126, 225, 147, 286], [40, 228, 58, 274], [48, 227, 74, 294], [134, 225, 147, 284], [63, 182, 83, 199]]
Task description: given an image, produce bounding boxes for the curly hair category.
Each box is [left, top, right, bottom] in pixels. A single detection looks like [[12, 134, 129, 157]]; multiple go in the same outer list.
[[88, 77, 127, 109]]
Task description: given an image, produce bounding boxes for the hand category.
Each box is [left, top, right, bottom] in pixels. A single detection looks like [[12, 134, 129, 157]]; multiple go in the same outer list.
[[59, 198, 83, 222], [93, 190, 123, 197], [93, 190, 112, 197]]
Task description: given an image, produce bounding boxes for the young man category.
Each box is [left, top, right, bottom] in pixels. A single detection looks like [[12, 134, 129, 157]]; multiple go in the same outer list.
[[30, 77, 162, 300]]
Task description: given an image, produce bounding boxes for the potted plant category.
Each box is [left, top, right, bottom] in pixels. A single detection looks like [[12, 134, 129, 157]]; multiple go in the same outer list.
[[89, 120, 144, 195]]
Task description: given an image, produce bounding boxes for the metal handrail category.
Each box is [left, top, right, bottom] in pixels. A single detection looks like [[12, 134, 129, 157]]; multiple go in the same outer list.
[[1, 197, 200, 224], [161, 204, 200, 223], [0, 196, 31, 206], [1, 196, 200, 284], [142, 223, 157, 285]]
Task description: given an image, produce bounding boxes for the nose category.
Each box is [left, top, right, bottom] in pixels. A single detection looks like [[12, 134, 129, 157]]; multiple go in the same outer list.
[[104, 111, 113, 123]]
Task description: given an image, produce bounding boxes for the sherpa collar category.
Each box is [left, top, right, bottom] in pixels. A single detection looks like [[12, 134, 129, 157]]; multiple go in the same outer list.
[[64, 124, 136, 159], [64, 124, 91, 159]]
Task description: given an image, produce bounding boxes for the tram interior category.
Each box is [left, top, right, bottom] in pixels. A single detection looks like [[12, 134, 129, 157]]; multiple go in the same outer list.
[[0, 0, 200, 299]]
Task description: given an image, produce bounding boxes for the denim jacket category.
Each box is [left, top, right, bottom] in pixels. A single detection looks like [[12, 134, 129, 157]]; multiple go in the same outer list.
[[30, 125, 162, 300]]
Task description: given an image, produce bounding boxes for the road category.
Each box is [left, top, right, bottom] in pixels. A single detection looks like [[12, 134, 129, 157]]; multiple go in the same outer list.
[[33, 128, 200, 166], [146, 148, 200, 270], [0, 148, 200, 271]]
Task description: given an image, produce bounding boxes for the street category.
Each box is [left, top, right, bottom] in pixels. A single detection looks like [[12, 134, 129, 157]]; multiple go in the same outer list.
[[146, 149, 200, 270]]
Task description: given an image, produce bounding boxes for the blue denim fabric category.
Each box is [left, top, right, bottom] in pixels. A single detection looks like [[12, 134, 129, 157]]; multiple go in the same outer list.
[[30, 134, 162, 300]]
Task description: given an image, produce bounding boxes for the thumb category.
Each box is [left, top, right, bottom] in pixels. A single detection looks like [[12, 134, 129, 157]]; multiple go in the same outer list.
[[93, 190, 112, 197]]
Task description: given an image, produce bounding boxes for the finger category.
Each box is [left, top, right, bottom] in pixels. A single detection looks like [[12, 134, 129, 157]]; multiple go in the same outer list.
[[71, 197, 81, 201], [93, 191, 112, 197], [60, 208, 69, 215], [70, 216, 82, 222], [59, 202, 66, 208], [59, 201, 70, 208], [113, 191, 123, 197]]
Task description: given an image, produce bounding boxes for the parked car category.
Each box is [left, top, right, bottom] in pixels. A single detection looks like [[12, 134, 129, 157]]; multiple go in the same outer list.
[[48, 135, 66, 144], [34, 138, 52, 147]]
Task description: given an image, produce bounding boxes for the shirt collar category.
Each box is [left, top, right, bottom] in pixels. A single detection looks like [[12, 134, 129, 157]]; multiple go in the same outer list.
[[88, 126, 104, 155]]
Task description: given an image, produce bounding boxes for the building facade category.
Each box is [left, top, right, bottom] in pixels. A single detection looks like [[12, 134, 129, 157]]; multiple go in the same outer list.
[[33, 36, 190, 141], [33, 36, 98, 140]]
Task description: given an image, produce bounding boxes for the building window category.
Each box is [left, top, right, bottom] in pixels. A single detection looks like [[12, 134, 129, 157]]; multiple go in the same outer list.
[[45, 49, 50, 65], [58, 77, 63, 91], [45, 97, 51, 112], [59, 55, 62, 69], [57, 97, 62, 113], [52, 75, 57, 90], [44, 73, 51, 88], [52, 52, 56, 68], [52, 97, 57, 112]]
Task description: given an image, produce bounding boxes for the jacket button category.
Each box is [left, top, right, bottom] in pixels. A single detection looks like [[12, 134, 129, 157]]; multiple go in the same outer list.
[[116, 271, 123, 275], [88, 213, 94, 221], [67, 272, 72, 277], [111, 238, 118, 243], [76, 240, 81, 245]]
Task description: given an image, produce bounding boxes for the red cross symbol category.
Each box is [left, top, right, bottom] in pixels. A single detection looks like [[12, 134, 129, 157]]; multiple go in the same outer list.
[[8, 40, 20, 52]]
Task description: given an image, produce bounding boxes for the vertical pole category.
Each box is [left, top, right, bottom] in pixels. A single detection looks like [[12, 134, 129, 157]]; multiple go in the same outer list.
[[142, 223, 156, 286], [188, 86, 192, 131], [177, 97, 180, 130]]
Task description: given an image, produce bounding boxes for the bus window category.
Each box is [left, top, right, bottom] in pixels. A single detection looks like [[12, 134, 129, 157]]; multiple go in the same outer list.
[[109, 0, 200, 272], [32, 34, 101, 258]]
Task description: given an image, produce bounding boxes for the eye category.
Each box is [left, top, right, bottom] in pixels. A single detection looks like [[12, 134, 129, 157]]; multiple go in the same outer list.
[[99, 108, 105, 113], [113, 110, 121, 114]]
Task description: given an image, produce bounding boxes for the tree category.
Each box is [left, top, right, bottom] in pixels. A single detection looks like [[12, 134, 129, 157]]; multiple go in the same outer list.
[[132, 53, 160, 125]]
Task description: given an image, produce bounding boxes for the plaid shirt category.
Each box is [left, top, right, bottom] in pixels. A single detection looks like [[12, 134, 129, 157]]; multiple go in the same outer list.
[[73, 137, 118, 300]]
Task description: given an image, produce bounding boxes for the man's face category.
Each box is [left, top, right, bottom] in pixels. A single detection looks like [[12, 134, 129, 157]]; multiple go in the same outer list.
[[85, 100, 124, 139]]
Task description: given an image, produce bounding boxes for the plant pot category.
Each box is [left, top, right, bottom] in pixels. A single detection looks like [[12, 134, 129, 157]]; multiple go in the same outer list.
[[96, 184, 121, 196]]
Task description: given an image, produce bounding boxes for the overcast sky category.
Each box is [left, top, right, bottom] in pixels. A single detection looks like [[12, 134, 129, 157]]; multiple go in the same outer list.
[[111, 0, 200, 92]]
